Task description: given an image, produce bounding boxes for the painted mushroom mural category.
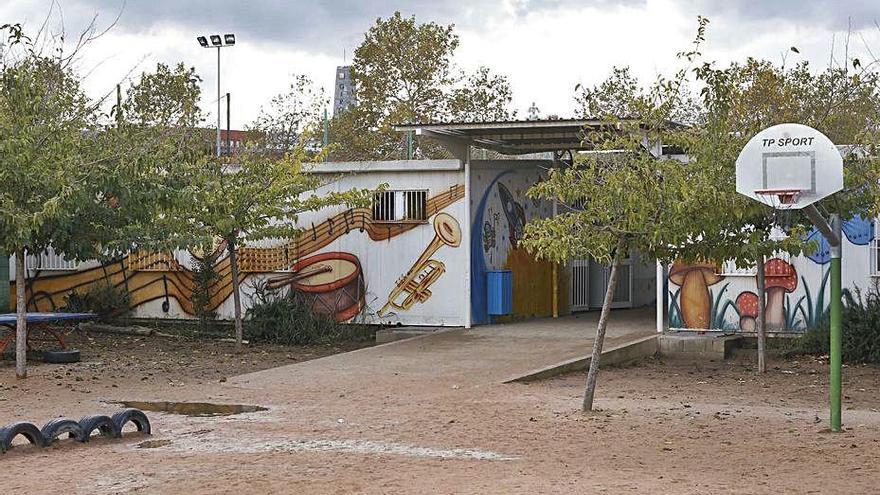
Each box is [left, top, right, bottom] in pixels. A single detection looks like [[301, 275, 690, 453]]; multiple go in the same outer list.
[[669, 262, 723, 329], [735, 291, 759, 331], [764, 258, 798, 329]]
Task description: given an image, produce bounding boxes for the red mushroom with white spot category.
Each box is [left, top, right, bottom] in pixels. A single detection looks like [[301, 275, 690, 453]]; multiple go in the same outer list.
[[735, 291, 759, 331], [764, 258, 798, 329]]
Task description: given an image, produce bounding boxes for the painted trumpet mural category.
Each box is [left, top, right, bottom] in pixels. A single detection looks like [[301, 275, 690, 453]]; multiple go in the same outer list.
[[668, 215, 876, 332], [11, 183, 467, 325], [378, 213, 462, 317]]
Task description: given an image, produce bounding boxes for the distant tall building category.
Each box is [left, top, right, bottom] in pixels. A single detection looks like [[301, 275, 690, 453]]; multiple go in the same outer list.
[[333, 66, 357, 116]]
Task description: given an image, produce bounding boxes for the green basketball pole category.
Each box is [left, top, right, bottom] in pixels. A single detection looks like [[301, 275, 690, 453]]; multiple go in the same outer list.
[[804, 207, 843, 432], [829, 214, 842, 432]]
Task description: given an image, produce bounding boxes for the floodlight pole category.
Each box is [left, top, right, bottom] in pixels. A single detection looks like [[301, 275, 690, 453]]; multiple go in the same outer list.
[[216, 46, 221, 157], [804, 205, 843, 432]]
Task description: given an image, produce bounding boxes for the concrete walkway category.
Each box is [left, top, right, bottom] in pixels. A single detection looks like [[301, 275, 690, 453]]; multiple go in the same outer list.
[[232, 306, 657, 392]]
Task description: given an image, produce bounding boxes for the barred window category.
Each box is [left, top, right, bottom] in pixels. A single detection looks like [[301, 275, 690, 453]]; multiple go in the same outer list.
[[372, 190, 428, 222]]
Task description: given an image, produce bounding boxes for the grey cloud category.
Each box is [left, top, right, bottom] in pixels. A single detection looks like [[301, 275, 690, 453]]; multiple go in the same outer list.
[[59, 0, 652, 53], [695, 1, 880, 30]]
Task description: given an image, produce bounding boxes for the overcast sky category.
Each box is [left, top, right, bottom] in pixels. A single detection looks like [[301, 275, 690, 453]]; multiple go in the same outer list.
[[3, 1, 880, 127]]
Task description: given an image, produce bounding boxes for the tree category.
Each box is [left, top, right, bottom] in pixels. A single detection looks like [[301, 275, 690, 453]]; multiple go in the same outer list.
[[0, 22, 204, 378], [331, 12, 515, 160], [250, 74, 326, 154], [678, 51, 880, 371], [448, 66, 516, 122], [520, 17, 735, 411], [178, 147, 374, 348]]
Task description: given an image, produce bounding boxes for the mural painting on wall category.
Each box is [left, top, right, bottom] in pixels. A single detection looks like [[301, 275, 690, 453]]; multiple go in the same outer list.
[[670, 258, 803, 331], [11, 185, 466, 322], [377, 212, 462, 317], [670, 215, 874, 331], [471, 170, 558, 323], [266, 252, 365, 322], [497, 182, 526, 247], [668, 262, 726, 330]]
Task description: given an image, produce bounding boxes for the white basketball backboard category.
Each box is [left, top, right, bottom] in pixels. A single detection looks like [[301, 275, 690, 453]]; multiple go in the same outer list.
[[735, 123, 843, 209]]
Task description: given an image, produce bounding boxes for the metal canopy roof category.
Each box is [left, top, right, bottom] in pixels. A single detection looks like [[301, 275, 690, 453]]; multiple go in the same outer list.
[[394, 118, 642, 155]]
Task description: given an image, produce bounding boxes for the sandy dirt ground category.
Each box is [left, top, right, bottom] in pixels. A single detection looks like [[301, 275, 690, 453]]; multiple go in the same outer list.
[[1, 315, 879, 494], [0, 330, 370, 421]]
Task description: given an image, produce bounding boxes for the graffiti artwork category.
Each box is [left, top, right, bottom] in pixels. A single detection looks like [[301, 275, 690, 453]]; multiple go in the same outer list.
[[378, 212, 462, 316]]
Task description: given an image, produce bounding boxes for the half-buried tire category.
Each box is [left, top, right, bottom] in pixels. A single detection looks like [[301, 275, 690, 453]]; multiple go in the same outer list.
[[0, 422, 44, 453], [78, 415, 120, 441], [111, 409, 151, 436], [41, 418, 85, 445], [42, 349, 81, 364]]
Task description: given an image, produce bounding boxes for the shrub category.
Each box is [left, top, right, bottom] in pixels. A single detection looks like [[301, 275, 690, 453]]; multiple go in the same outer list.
[[245, 280, 373, 345], [191, 251, 220, 333], [62, 282, 131, 321], [791, 285, 880, 364]]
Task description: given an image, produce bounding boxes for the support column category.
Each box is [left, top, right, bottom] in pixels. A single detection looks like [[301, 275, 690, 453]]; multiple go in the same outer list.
[[656, 260, 665, 333], [463, 147, 472, 329], [552, 195, 559, 318]]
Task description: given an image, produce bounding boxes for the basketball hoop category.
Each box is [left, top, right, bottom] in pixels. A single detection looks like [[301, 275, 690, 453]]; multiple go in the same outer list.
[[754, 188, 803, 209]]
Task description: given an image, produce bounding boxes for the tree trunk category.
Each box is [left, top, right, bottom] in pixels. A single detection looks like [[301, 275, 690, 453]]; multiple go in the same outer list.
[[756, 257, 766, 373], [227, 237, 244, 350], [15, 249, 27, 379], [582, 238, 625, 411]]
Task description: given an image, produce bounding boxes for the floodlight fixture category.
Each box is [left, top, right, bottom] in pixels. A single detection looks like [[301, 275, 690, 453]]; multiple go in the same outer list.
[[195, 33, 236, 157]]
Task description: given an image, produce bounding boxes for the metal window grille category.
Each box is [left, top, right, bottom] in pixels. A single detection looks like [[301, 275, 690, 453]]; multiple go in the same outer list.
[[372, 190, 428, 222], [403, 190, 427, 221], [372, 191, 396, 221]]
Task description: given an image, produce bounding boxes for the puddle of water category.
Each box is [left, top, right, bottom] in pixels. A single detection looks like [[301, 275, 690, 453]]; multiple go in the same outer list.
[[117, 401, 267, 417], [137, 439, 172, 449]]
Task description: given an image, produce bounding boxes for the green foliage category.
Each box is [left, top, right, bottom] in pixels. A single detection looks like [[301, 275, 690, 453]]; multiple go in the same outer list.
[[62, 282, 131, 321], [250, 74, 326, 154], [790, 285, 880, 364], [191, 251, 219, 332], [245, 281, 373, 345], [331, 12, 515, 160]]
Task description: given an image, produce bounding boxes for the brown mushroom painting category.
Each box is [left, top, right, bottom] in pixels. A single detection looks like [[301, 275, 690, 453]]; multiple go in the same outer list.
[[668, 261, 738, 330], [669, 256, 837, 332]]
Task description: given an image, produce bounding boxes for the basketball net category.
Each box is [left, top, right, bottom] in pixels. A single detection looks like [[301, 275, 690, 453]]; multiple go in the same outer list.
[[754, 188, 803, 210]]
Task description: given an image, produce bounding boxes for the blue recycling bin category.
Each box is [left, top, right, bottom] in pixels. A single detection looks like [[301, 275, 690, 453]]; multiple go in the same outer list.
[[487, 270, 512, 316]]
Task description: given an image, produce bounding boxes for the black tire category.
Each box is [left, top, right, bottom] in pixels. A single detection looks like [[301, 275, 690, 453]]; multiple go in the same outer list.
[[41, 418, 85, 445], [43, 349, 81, 364], [111, 409, 151, 436], [0, 422, 45, 453], [78, 415, 120, 441]]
